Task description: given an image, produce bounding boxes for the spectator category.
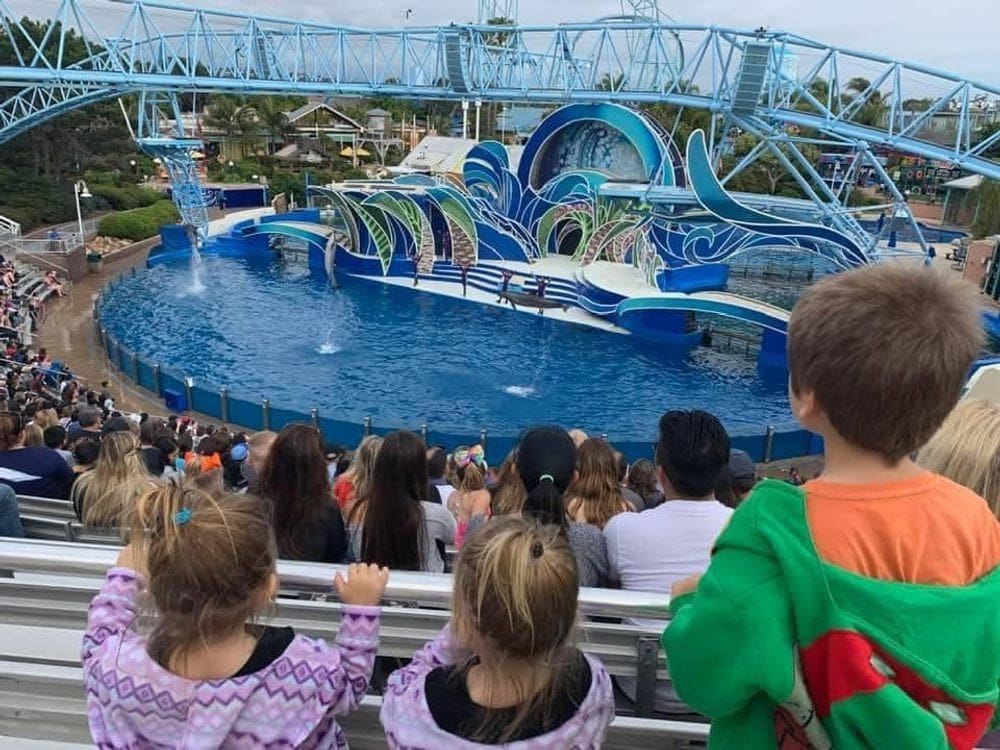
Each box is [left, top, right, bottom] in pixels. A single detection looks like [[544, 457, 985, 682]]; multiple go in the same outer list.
[[257, 424, 347, 563], [517, 425, 609, 587], [381, 516, 615, 746], [604, 409, 732, 712], [664, 265, 1000, 748], [426, 444, 454, 503], [489, 449, 527, 516], [348, 430, 455, 573], [155, 434, 181, 480], [787, 466, 803, 485], [139, 417, 167, 476], [918, 399, 1000, 518], [33, 407, 59, 430], [72, 439, 100, 474], [614, 449, 645, 511], [324, 442, 344, 482], [243, 429, 276, 487], [565, 438, 634, 529], [334, 435, 382, 516], [446, 445, 490, 548], [714, 449, 758, 509], [83, 483, 388, 747], [71, 431, 154, 528], [0, 412, 73, 499], [0, 484, 23, 538], [68, 407, 102, 445], [43, 425, 74, 467], [22, 423, 44, 447], [625, 458, 663, 509]]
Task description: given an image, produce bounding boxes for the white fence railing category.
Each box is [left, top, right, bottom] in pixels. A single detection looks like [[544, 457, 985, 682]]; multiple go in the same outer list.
[[0, 215, 21, 237]]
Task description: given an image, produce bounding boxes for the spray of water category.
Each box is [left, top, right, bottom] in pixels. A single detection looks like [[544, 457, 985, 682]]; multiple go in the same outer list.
[[317, 326, 340, 355]]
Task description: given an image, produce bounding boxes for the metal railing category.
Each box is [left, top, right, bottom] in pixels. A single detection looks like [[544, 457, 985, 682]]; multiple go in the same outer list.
[[0, 537, 672, 619]]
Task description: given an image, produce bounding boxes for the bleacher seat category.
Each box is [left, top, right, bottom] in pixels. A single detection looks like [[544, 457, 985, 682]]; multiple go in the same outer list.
[[0, 538, 710, 748]]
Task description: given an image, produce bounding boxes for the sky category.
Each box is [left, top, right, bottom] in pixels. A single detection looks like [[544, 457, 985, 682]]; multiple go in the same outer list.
[[16, 0, 1000, 84], [217, 0, 995, 83]]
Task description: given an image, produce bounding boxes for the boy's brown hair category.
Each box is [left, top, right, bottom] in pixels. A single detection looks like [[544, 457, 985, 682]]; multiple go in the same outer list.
[[788, 264, 982, 462]]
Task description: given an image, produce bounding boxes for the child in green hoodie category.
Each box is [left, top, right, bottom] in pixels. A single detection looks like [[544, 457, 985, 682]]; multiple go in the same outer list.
[[664, 263, 1000, 749]]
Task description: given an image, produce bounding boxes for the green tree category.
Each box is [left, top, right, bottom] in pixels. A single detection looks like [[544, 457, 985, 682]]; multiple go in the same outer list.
[[253, 97, 294, 153], [972, 179, 1000, 238], [843, 77, 886, 128], [597, 73, 625, 92], [203, 96, 256, 139]]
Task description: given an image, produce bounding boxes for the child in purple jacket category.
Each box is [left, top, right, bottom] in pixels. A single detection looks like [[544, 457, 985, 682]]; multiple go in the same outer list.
[[380, 516, 615, 748], [81, 483, 389, 749]]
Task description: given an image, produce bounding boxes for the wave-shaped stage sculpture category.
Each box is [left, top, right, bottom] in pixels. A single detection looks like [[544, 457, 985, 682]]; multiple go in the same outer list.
[[173, 103, 864, 366]]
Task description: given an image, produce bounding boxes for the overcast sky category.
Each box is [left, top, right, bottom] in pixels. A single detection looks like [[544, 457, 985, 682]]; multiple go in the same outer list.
[[218, 0, 994, 83], [20, 0, 1000, 84]]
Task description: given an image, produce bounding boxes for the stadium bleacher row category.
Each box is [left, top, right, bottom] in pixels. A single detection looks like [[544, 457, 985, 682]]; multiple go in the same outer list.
[[0, 535, 708, 749]]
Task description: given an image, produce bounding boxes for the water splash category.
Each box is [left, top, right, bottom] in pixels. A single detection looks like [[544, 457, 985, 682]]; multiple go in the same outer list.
[[503, 385, 536, 398], [317, 326, 340, 355], [184, 228, 206, 295]]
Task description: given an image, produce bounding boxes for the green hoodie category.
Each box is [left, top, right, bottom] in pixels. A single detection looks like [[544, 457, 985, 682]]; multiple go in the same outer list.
[[663, 479, 1000, 749]]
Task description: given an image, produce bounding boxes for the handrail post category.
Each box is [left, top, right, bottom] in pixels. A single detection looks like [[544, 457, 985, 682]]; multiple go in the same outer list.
[[479, 429, 487, 453], [310, 408, 319, 428], [363, 415, 372, 437], [219, 387, 230, 423], [130, 353, 138, 382], [420, 423, 427, 442], [634, 636, 660, 719], [184, 378, 194, 414], [262, 399, 271, 431], [763, 425, 775, 463], [152, 364, 162, 397]]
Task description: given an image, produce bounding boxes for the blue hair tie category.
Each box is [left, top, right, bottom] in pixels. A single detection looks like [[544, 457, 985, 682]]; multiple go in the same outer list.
[[539, 474, 555, 483], [174, 507, 192, 526]]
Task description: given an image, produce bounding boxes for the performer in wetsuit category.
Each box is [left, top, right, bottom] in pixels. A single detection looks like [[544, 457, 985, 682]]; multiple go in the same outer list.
[[497, 270, 514, 303], [459, 261, 471, 297]]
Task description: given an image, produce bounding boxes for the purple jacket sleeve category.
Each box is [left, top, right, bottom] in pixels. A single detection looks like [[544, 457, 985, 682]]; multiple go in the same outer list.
[[82, 567, 141, 666], [388, 625, 471, 685], [304, 605, 382, 716]]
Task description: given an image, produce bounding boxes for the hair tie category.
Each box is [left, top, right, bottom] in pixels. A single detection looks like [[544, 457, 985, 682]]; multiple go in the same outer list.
[[538, 474, 555, 484], [174, 507, 192, 526], [530, 540, 544, 558]]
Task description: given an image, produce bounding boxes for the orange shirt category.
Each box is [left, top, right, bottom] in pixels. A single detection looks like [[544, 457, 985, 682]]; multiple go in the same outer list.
[[805, 471, 1000, 586]]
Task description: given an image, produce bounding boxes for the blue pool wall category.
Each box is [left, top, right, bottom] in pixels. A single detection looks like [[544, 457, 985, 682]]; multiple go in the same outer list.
[[94, 263, 823, 465]]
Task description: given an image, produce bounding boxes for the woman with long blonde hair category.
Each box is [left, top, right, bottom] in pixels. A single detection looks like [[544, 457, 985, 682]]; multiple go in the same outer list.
[[918, 398, 1000, 518], [334, 435, 382, 517], [381, 516, 615, 746], [72, 431, 155, 528], [565, 438, 634, 529]]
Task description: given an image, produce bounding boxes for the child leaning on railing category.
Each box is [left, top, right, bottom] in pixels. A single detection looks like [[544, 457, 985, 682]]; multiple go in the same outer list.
[[81, 482, 389, 748]]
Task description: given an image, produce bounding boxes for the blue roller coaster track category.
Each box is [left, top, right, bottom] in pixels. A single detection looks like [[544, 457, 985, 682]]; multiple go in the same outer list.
[[2, 0, 998, 240]]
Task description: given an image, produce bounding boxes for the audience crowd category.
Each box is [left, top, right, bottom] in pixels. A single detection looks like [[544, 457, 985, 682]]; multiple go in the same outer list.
[[2, 262, 1000, 748]]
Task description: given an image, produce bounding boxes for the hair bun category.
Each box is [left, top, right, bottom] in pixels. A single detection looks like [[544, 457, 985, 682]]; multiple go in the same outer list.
[[530, 540, 544, 559]]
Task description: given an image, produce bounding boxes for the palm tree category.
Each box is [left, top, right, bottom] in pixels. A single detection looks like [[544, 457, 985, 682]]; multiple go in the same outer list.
[[843, 77, 886, 127], [597, 73, 625, 92], [254, 97, 294, 154], [203, 96, 255, 139]]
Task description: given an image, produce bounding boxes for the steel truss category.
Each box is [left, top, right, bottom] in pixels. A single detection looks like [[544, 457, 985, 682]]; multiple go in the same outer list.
[[2, 0, 998, 245]]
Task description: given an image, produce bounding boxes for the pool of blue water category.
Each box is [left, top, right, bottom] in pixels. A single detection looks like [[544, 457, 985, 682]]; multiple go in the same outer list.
[[98, 254, 794, 441]]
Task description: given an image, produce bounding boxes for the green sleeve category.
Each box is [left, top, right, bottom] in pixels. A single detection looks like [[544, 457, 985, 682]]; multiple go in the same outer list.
[[661, 496, 796, 719]]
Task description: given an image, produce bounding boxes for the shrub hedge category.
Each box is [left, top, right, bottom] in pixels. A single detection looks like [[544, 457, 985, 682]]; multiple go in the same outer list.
[[96, 200, 180, 242], [87, 184, 163, 211]]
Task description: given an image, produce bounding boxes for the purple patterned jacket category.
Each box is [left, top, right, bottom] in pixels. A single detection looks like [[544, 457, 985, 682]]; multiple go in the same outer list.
[[380, 627, 616, 749], [81, 567, 380, 749]]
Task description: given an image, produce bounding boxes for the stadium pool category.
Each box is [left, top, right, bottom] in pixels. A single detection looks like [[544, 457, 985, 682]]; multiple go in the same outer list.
[[98, 253, 794, 444]]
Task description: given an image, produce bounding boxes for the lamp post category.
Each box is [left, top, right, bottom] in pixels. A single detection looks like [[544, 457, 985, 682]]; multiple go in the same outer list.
[[73, 180, 92, 247], [129, 159, 137, 179]]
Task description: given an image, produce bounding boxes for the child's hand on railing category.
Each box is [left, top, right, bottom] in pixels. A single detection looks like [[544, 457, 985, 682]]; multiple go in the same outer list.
[[334, 563, 390, 607]]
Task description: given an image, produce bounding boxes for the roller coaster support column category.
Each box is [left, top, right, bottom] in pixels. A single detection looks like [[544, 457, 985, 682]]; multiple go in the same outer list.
[[857, 143, 930, 257]]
